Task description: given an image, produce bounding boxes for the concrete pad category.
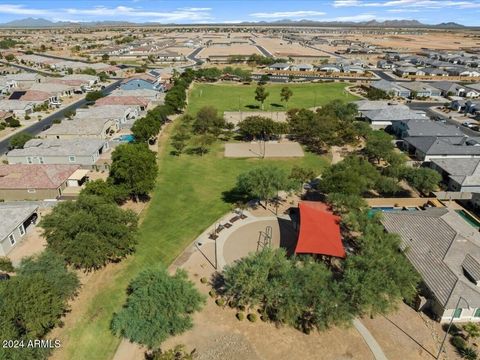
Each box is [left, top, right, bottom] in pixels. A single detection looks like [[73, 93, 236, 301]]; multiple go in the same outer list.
[[224, 142, 304, 158]]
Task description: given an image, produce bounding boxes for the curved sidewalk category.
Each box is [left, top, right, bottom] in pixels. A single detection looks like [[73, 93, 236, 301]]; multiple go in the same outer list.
[[353, 318, 389, 360]]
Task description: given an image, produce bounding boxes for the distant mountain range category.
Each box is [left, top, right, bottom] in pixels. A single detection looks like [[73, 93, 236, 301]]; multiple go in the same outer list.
[[0, 17, 471, 29]]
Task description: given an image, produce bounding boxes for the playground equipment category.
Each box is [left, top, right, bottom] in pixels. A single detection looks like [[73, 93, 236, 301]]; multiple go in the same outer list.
[[257, 225, 272, 251]]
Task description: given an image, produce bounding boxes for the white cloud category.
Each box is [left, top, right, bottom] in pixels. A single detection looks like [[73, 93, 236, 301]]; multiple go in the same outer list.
[[333, 0, 480, 8], [0, 4, 213, 22], [0, 4, 51, 16], [249, 10, 326, 19]]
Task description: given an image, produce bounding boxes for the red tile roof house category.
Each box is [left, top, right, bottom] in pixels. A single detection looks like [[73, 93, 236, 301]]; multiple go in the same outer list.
[[0, 164, 81, 201], [95, 96, 150, 111], [17, 90, 59, 106]]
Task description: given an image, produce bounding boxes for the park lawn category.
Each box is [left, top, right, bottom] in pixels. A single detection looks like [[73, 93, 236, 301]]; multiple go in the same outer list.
[[56, 131, 330, 360], [187, 82, 358, 115]]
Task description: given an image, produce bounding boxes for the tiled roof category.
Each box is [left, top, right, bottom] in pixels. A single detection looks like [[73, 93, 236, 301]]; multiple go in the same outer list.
[[0, 164, 79, 189], [381, 208, 480, 308]]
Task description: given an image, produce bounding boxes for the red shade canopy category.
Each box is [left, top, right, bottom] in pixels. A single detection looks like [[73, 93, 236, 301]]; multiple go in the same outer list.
[[295, 201, 345, 258]]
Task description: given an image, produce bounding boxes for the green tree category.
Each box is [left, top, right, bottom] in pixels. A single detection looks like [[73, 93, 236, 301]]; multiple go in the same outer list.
[[236, 165, 294, 207], [364, 130, 396, 164], [237, 116, 287, 140], [131, 115, 161, 143], [110, 143, 158, 199], [81, 179, 129, 204], [192, 106, 225, 135], [17, 251, 79, 301], [289, 166, 317, 188], [366, 87, 390, 100], [191, 133, 216, 156], [254, 85, 269, 110], [341, 222, 420, 316], [5, 54, 15, 61], [85, 90, 104, 103], [9, 132, 33, 149], [401, 167, 441, 194], [40, 195, 138, 270], [111, 267, 205, 348], [280, 86, 293, 109], [171, 127, 191, 156], [101, 53, 109, 61]]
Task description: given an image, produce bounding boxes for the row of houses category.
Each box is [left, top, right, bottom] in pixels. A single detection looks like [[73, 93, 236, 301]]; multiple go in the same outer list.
[[17, 54, 119, 74], [0, 73, 167, 257], [0, 72, 99, 117], [267, 60, 366, 74], [360, 100, 480, 323], [379, 52, 480, 78]]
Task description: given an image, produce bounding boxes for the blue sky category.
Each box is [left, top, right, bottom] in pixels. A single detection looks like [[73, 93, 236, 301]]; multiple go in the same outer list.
[[0, 0, 479, 25]]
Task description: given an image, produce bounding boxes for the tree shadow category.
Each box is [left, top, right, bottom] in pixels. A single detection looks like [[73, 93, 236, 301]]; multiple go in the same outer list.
[[245, 104, 260, 110], [270, 103, 284, 108], [222, 187, 248, 205]]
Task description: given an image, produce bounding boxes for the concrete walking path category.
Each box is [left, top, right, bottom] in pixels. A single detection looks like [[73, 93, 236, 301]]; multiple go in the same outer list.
[[353, 318, 389, 360]]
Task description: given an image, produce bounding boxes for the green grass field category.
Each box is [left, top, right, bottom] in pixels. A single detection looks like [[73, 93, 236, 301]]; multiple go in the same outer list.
[[187, 82, 358, 115], [55, 82, 343, 360]]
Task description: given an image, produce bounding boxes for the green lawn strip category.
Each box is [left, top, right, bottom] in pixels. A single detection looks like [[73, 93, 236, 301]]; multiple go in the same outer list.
[[58, 86, 335, 359], [187, 82, 358, 115]]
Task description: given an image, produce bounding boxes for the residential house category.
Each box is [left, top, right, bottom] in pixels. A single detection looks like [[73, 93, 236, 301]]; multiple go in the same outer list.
[[423, 68, 448, 77], [381, 208, 480, 323], [317, 65, 341, 73], [119, 77, 163, 91], [393, 119, 463, 139], [95, 96, 150, 111], [394, 67, 426, 77], [110, 89, 164, 103], [5, 73, 43, 89], [342, 65, 365, 74], [268, 63, 290, 71], [0, 204, 38, 256], [465, 101, 480, 115], [377, 59, 395, 69], [7, 138, 109, 168], [0, 164, 82, 201], [403, 136, 480, 161], [465, 83, 480, 98], [430, 158, 480, 192], [0, 100, 34, 117], [9, 90, 59, 107], [429, 81, 472, 97], [290, 64, 313, 72], [360, 107, 426, 128], [400, 82, 442, 98], [43, 117, 118, 140], [446, 67, 480, 77], [370, 80, 411, 98], [0, 77, 17, 94], [76, 104, 140, 125], [450, 98, 468, 112]]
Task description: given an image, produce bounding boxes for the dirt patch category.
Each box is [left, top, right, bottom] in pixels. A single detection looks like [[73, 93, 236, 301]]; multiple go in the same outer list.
[[224, 142, 304, 158]]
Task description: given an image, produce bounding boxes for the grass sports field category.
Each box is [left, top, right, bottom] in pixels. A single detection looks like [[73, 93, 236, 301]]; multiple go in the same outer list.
[[53, 82, 351, 360], [187, 82, 358, 114]]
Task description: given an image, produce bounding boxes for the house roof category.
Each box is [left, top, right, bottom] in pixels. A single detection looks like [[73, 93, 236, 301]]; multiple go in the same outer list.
[[0, 100, 34, 111], [0, 204, 38, 241], [18, 90, 54, 102], [362, 108, 426, 121], [43, 117, 114, 136], [400, 81, 441, 93], [0, 164, 79, 190], [405, 136, 480, 156], [402, 119, 463, 137], [381, 208, 480, 309], [354, 100, 409, 112], [295, 201, 345, 258], [371, 80, 410, 94], [428, 81, 463, 92], [95, 96, 149, 107], [7, 138, 105, 158]]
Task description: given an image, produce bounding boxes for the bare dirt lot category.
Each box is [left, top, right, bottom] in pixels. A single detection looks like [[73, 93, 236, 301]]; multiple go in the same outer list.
[[224, 142, 305, 158]]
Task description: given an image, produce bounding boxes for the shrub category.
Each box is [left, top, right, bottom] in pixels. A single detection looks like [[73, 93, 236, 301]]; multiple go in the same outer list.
[[236, 312, 245, 321], [200, 277, 208, 284], [0, 257, 14, 272], [215, 298, 225, 307], [460, 347, 478, 360], [247, 313, 257, 322], [208, 290, 216, 298], [451, 335, 467, 351]]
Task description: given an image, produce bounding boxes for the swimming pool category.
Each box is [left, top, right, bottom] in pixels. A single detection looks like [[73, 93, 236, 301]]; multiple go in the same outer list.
[[455, 210, 480, 229], [115, 134, 135, 143]]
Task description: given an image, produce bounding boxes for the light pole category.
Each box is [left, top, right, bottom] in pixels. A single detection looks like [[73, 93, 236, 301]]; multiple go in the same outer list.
[[436, 296, 471, 359]]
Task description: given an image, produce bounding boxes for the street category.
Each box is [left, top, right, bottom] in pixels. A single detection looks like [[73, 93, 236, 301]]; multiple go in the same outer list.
[[0, 79, 122, 155]]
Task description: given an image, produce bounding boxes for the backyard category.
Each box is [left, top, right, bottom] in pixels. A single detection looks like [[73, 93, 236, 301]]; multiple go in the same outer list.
[[187, 82, 358, 114], [50, 84, 333, 360]]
